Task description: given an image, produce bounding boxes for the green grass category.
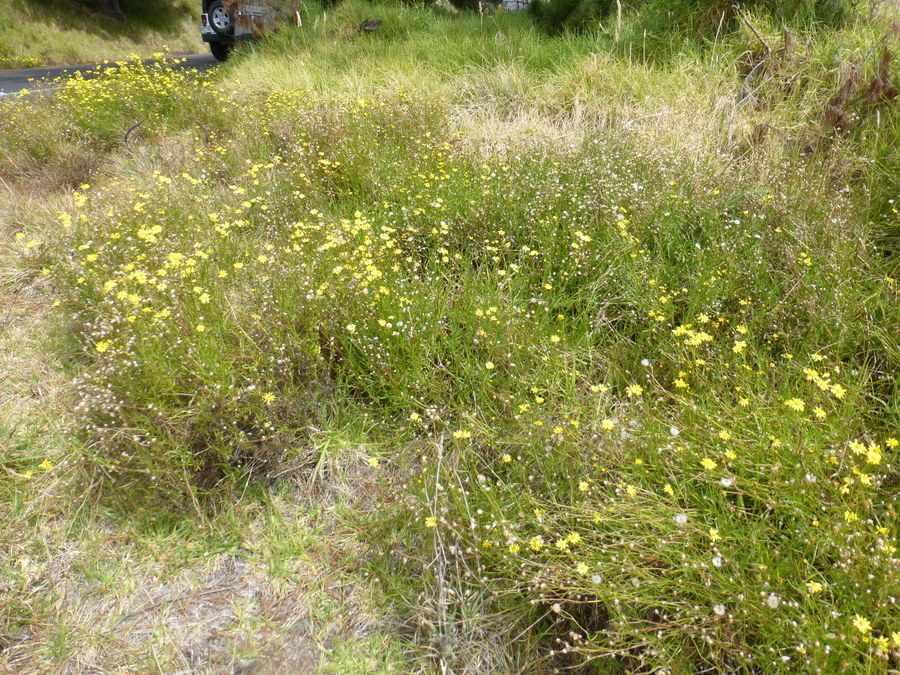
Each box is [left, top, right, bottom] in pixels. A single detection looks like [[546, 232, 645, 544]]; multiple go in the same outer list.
[[529, 0, 854, 41], [0, 0, 202, 68], [1, 0, 898, 671]]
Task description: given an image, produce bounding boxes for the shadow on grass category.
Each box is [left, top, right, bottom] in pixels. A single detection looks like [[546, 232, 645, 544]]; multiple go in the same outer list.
[[19, 0, 196, 40]]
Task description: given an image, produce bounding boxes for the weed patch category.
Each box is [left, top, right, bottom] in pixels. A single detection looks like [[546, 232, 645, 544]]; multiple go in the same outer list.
[[2, 1, 898, 670]]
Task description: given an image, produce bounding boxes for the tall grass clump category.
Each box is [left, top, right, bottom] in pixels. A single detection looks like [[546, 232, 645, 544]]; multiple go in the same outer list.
[[531, 0, 853, 38], [2, 0, 898, 669]]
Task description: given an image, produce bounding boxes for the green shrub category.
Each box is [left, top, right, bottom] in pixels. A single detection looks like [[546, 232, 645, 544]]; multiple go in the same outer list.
[[530, 0, 614, 35]]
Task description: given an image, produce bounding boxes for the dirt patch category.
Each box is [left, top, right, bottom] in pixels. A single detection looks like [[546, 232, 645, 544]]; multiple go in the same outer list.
[[0, 480, 391, 673]]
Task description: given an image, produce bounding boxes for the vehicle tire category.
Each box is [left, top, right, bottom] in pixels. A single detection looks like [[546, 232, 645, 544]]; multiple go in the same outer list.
[[209, 41, 233, 62], [207, 0, 234, 35]]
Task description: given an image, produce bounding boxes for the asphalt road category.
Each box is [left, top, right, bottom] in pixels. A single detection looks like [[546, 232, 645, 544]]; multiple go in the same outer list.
[[0, 53, 218, 96]]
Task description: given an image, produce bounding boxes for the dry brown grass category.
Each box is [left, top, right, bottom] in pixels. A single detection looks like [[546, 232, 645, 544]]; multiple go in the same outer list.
[[1, 516, 376, 673]]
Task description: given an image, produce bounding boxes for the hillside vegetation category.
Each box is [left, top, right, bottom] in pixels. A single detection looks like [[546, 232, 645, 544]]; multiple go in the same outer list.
[[0, 0, 200, 68], [1, 0, 898, 671]]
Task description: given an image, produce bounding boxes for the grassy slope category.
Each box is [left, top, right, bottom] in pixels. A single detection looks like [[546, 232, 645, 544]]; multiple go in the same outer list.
[[1, 0, 898, 671], [0, 0, 203, 68]]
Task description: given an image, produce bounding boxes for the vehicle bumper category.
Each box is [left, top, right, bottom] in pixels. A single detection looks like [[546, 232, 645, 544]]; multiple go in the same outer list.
[[200, 13, 217, 36]]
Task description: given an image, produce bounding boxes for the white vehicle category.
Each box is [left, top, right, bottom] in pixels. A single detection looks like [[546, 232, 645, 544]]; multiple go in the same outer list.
[[200, 1, 277, 61]]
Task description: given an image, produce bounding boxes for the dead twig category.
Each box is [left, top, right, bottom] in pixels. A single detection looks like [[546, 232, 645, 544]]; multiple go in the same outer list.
[[862, 21, 900, 68], [753, 123, 790, 144], [738, 55, 772, 106], [732, 3, 770, 55], [124, 120, 143, 152], [428, 433, 451, 673], [615, 0, 622, 43], [769, 279, 802, 316]]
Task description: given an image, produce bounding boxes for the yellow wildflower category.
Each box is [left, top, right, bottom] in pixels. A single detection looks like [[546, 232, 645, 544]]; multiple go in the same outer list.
[[866, 445, 882, 465], [852, 615, 871, 633], [849, 440, 866, 455], [784, 398, 805, 412]]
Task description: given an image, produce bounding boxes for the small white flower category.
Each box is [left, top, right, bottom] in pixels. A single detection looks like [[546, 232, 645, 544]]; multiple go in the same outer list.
[[591, 574, 602, 585], [805, 472, 816, 483], [669, 426, 680, 436], [641, 359, 650, 366], [766, 594, 780, 609], [674, 513, 688, 525], [712, 556, 723, 568], [719, 477, 734, 488], [713, 604, 726, 616]]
